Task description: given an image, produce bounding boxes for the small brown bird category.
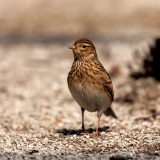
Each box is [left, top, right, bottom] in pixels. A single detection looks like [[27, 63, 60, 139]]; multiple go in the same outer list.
[[67, 38, 117, 136]]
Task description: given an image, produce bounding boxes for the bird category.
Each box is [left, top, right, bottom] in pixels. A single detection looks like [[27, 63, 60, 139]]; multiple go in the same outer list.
[[67, 38, 117, 136]]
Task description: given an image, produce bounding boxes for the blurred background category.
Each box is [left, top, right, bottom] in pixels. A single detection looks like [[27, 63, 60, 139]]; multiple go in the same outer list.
[[0, 0, 160, 43], [0, 0, 160, 157]]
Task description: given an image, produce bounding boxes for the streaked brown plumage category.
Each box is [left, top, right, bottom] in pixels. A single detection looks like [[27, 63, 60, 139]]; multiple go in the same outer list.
[[67, 38, 117, 136]]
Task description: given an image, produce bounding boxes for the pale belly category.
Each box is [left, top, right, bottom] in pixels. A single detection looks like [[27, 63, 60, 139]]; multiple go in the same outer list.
[[69, 83, 111, 114]]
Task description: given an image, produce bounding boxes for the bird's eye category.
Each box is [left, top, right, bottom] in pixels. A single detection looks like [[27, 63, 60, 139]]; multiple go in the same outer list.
[[82, 45, 87, 48]]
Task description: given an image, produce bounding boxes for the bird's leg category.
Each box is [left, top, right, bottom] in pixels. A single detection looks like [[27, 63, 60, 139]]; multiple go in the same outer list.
[[95, 113, 102, 136], [81, 107, 85, 132]]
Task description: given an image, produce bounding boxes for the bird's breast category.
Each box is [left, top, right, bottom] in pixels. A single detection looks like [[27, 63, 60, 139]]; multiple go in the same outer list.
[[68, 79, 111, 113]]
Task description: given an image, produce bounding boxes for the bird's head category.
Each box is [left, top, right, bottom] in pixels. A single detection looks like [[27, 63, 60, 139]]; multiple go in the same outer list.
[[69, 38, 97, 61]]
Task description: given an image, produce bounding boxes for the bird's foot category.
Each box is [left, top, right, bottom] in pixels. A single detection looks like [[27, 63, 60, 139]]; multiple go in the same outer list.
[[88, 131, 99, 137], [82, 127, 88, 133]]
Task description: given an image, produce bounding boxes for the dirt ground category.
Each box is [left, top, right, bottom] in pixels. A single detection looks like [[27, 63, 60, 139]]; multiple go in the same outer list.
[[0, 0, 160, 159]]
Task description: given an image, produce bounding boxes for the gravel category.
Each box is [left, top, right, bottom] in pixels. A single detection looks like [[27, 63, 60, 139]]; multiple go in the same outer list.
[[0, 39, 160, 159]]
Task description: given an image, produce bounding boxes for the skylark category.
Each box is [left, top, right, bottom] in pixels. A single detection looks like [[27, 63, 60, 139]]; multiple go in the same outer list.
[[67, 38, 117, 136]]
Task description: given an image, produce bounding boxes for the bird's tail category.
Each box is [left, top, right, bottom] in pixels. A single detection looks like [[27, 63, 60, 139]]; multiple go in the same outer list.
[[104, 107, 118, 119]]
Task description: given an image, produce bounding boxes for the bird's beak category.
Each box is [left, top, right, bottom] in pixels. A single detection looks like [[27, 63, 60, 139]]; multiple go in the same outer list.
[[68, 45, 76, 49]]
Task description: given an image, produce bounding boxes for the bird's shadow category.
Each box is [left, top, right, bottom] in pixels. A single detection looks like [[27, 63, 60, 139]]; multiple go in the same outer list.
[[56, 126, 109, 135]]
